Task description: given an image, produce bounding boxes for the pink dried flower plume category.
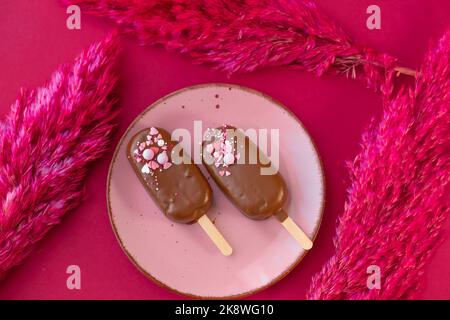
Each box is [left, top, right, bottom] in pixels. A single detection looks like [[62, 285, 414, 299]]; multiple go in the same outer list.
[[63, 0, 415, 91], [308, 31, 450, 300], [0, 35, 120, 279]]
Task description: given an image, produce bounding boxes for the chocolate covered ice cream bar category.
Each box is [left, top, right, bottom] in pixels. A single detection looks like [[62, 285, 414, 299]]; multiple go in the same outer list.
[[128, 127, 232, 256], [203, 125, 312, 250]]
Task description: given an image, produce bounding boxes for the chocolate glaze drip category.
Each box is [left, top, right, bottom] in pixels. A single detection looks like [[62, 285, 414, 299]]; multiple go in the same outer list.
[[127, 127, 212, 224], [203, 126, 288, 221]]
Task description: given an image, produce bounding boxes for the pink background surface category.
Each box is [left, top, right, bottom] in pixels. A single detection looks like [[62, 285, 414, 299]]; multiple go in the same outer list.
[[0, 0, 448, 299]]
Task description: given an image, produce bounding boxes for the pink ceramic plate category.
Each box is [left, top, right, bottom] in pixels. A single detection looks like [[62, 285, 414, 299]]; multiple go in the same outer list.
[[107, 84, 325, 298]]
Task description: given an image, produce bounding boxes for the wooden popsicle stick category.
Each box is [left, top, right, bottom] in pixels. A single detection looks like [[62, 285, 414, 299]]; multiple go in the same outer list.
[[198, 215, 233, 256], [279, 216, 313, 250]]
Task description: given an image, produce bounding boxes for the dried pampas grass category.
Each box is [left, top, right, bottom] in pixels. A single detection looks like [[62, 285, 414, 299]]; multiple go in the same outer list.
[[0, 35, 120, 279]]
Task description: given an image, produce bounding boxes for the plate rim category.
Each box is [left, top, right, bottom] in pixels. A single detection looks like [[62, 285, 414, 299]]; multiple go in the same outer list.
[[106, 83, 326, 299]]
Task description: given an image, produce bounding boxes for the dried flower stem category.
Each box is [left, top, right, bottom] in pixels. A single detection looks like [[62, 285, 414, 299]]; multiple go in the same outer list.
[[335, 55, 417, 79], [393, 66, 417, 77], [307, 31, 449, 300]]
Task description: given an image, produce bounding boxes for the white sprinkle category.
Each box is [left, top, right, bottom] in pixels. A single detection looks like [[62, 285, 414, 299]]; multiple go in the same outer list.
[[223, 153, 235, 165], [141, 164, 150, 174]]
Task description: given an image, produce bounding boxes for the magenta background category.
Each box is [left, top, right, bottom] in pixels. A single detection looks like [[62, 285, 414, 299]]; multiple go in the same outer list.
[[0, 0, 448, 299]]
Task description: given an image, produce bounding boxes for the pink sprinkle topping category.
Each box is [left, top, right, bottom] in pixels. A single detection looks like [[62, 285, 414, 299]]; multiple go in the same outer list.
[[150, 160, 159, 170], [163, 162, 172, 170], [205, 126, 239, 176], [223, 153, 235, 165], [133, 128, 174, 175]]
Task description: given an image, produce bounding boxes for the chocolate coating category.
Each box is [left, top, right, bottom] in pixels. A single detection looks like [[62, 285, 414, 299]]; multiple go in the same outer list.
[[127, 127, 212, 224], [203, 126, 288, 221]]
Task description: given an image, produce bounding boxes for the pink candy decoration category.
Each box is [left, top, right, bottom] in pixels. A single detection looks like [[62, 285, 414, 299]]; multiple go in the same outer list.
[[134, 131, 173, 175], [142, 148, 154, 160], [149, 161, 159, 170], [163, 162, 172, 170], [156, 151, 169, 165]]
